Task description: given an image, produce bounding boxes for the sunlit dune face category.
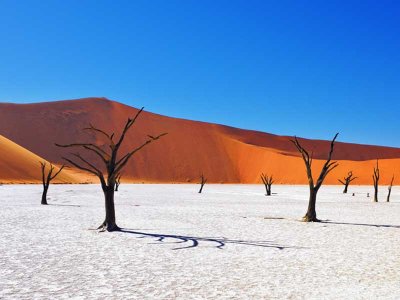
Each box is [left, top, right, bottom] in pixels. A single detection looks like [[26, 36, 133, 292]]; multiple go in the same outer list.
[[0, 98, 399, 184], [0, 135, 93, 184]]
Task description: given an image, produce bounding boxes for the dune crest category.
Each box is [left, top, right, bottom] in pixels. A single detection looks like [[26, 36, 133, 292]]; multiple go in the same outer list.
[[0, 135, 92, 184], [0, 97, 399, 184]]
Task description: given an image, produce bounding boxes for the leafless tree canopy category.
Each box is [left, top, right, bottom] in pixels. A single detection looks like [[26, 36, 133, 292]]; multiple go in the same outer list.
[[290, 133, 339, 222], [260, 173, 274, 196], [40, 161, 65, 205], [338, 171, 357, 194], [56, 107, 167, 231], [372, 159, 380, 202]]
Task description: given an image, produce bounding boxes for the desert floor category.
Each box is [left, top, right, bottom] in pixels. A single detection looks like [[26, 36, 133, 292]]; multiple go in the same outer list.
[[0, 184, 399, 299]]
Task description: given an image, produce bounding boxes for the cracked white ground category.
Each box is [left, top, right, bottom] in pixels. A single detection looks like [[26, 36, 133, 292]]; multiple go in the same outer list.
[[0, 184, 399, 299]]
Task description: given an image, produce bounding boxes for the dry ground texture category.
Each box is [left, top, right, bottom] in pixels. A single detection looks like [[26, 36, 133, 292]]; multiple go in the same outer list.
[[0, 184, 399, 299]]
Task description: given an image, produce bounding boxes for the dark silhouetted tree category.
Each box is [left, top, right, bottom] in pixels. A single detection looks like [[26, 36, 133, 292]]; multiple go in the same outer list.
[[387, 175, 394, 202], [260, 173, 274, 196], [338, 171, 357, 194], [372, 159, 380, 202], [40, 161, 65, 205], [56, 108, 167, 231], [291, 133, 339, 222], [198, 174, 207, 193], [115, 174, 121, 191]]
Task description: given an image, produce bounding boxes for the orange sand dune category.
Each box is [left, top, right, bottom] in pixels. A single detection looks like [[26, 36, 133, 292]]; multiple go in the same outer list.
[[0, 135, 92, 184], [223, 136, 400, 185], [0, 97, 399, 184]]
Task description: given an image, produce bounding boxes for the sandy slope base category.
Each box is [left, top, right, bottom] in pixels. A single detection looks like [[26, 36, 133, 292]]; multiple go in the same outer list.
[[0, 184, 399, 299]]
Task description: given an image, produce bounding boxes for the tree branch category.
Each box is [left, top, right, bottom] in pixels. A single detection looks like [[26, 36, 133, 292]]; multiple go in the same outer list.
[[114, 132, 167, 174], [114, 107, 144, 151], [83, 123, 114, 143], [62, 156, 99, 177], [56, 143, 110, 161], [50, 165, 65, 180]]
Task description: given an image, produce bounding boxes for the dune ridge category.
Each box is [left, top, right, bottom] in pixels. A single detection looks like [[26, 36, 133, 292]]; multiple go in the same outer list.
[[0, 97, 399, 184], [0, 135, 92, 183]]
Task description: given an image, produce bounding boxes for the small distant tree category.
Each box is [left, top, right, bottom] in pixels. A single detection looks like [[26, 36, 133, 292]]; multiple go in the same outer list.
[[198, 174, 207, 193], [372, 159, 380, 202], [291, 133, 339, 222], [387, 175, 394, 202], [260, 173, 274, 196], [56, 107, 167, 231], [338, 171, 357, 194], [40, 161, 65, 205], [115, 174, 121, 191]]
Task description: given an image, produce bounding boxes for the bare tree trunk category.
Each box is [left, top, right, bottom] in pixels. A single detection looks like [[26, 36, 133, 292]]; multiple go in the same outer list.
[[101, 185, 119, 231], [373, 185, 378, 202], [266, 184, 272, 196], [387, 175, 394, 202], [41, 185, 49, 205], [199, 183, 205, 193], [260, 173, 274, 196], [115, 174, 121, 191], [291, 133, 339, 222], [372, 160, 380, 202], [40, 162, 64, 205], [303, 189, 318, 222], [198, 174, 207, 193], [338, 171, 357, 194], [387, 188, 392, 202], [57, 108, 166, 232]]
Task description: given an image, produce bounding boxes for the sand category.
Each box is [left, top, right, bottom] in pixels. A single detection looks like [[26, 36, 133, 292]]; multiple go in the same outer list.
[[0, 184, 399, 299], [0, 135, 92, 184], [1, 97, 399, 184]]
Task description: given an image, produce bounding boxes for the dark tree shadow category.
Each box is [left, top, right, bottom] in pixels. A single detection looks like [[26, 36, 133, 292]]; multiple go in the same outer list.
[[118, 229, 305, 250], [49, 203, 81, 207], [321, 221, 400, 229]]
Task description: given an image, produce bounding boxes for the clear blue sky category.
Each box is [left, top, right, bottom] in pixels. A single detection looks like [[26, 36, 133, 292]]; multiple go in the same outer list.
[[1, 0, 399, 146]]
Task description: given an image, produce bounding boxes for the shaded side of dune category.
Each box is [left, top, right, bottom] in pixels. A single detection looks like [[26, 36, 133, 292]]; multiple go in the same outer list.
[[0, 97, 399, 184]]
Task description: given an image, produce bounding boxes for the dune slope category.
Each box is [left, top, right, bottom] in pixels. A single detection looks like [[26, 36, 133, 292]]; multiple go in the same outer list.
[[0, 135, 89, 183], [0, 97, 399, 184]]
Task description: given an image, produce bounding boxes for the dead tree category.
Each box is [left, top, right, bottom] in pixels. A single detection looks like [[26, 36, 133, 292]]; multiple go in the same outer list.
[[115, 174, 121, 191], [40, 161, 65, 205], [56, 107, 167, 231], [198, 174, 207, 193], [291, 133, 339, 222], [338, 171, 357, 194], [387, 175, 394, 202], [260, 173, 274, 196], [372, 159, 380, 202]]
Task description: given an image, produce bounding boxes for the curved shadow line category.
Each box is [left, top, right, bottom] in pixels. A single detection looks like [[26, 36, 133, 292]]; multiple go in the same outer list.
[[118, 229, 304, 251], [49, 203, 81, 207], [321, 221, 400, 229]]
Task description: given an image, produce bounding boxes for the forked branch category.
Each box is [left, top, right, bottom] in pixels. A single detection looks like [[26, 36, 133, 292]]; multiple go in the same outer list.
[[261, 173, 274, 196], [338, 171, 357, 193], [40, 161, 65, 205], [290, 133, 339, 222], [55, 108, 167, 231], [115, 132, 167, 174]]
